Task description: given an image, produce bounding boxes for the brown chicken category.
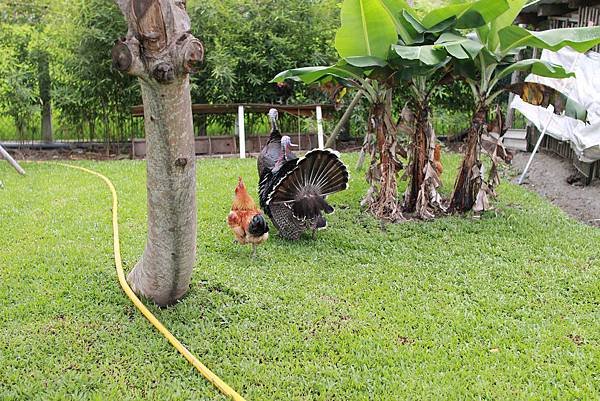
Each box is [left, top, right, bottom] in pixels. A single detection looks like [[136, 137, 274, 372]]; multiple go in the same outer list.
[[227, 177, 269, 256], [433, 143, 443, 176]]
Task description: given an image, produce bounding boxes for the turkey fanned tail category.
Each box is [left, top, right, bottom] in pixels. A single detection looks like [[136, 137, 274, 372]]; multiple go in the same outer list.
[[266, 149, 348, 220]]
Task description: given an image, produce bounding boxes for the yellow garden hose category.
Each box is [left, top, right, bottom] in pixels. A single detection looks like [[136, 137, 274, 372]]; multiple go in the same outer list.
[[57, 163, 247, 401]]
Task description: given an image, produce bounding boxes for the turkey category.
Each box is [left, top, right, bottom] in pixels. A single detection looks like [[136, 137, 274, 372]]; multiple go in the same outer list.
[[258, 109, 349, 240]]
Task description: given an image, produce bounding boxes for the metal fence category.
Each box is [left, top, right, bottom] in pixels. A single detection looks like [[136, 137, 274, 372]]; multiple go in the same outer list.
[[0, 114, 144, 143]]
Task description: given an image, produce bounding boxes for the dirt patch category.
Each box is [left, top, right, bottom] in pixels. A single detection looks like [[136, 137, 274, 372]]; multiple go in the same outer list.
[[510, 151, 600, 228], [568, 334, 585, 346], [6, 148, 129, 161], [397, 336, 415, 345]]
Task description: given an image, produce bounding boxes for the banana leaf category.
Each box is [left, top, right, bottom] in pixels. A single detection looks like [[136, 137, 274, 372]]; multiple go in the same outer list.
[[453, 58, 479, 81], [378, 0, 414, 44], [499, 25, 600, 54], [486, 0, 528, 52], [435, 32, 484, 60], [335, 0, 398, 60], [397, 10, 458, 44], [496, 59, 574, 80], [391, 44, 448, 66], [344, 56, 388, 67], [271, 63, 364, 85], [422, 0, 509, 29]]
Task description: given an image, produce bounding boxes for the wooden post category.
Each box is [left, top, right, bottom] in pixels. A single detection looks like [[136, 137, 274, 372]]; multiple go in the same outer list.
[[0, 144, 26, 175], [316, 105, 324, 149], [238, 105, 246, 159], [506, 49, 523, 129]]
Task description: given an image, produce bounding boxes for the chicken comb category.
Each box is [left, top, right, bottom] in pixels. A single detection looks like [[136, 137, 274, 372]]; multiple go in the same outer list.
[[235, 177, 246, 193]]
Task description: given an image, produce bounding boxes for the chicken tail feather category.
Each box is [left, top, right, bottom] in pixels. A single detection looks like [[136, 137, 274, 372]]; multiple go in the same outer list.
[[248, 214, 269, 236]]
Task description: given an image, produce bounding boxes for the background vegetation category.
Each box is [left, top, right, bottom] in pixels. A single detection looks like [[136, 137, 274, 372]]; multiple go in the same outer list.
[[0, 0, 477, 143]]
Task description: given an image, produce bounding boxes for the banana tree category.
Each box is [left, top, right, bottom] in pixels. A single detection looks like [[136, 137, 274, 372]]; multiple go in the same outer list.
[[352, 0, 512, 219], [428, 0, 600, 213], [392, 48, 451, 219], [274, 0, 409, 221], [275, 0, 509, 220], [388, 0, 511, 218]]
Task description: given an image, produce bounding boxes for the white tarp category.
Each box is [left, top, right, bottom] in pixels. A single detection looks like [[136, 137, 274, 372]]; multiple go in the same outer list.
[[510, 48, 600, 162]]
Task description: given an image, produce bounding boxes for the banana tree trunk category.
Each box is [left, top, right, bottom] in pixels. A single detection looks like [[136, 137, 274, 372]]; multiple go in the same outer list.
[[450, 104, 487, 213], [402, 103, 444, 219], [363, 93, 403, 221], [403, 105, 428, 213], [112, 0, 204, 306]]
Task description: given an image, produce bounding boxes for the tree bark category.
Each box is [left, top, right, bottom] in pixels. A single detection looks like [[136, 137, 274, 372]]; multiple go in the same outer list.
[[128, 79, 197, 306], [450, 104, 487, 213], [112, 0, 204, 306], [403, 104, 428, 213], [38, 51, 53, 143], [363, 90, 403, 221], [402, 103, 444, 219]]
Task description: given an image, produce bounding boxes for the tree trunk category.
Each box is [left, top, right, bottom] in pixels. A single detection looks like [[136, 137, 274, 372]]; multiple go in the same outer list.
[[38, 51, 53, 143], [403, 105, 428, 213], [450, 104, 487, 213], [128, 79, 197, 306], [402, 103, 444, 219], [363, 93, 403, 221], [112, 0, 204, 306]]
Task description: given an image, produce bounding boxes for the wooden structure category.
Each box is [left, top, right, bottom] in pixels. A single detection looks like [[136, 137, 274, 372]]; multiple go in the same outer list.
[[517, 0, 600, 184], [503, 128, 528, 152], [0, 144, 25, 175], [132, 133, 323, 158], [518, 1, 600, 46], [131, 103, 335, 118], [131, 103, 336, 158]]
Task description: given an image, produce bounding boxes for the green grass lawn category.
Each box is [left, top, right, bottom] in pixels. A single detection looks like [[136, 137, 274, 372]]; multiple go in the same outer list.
[[1, 154, 599, 401]]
